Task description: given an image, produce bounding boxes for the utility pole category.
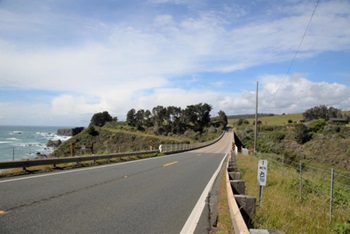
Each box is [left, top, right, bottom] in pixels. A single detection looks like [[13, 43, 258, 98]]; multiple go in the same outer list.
[[254, 81, 258, 154]]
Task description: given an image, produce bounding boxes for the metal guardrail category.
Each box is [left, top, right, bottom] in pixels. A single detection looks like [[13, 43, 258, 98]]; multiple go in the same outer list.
[[161, 131, 225, 153], [0, 131, 226, 171], [0, 151, 158, 170]]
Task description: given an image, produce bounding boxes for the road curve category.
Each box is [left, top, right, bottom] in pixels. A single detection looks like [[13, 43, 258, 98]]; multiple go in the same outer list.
[[0, 131, 233, 234]]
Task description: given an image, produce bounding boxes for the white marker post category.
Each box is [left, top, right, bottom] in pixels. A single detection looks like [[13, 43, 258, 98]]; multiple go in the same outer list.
[[257, 159, 268, 206]]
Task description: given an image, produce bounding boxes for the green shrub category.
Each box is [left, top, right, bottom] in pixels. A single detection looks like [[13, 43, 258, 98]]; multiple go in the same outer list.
[[294, 124, 311, 144], [237, 118, 250, 126], [309, 119, 327, 132], [87, 126, 99, 136], [283, 150, 299, 165], [259, 125, 275, 131], [271, 132, 285, 143]]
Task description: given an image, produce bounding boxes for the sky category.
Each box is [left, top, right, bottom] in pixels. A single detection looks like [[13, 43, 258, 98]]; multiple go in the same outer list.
[[1, 0, 350, 126]]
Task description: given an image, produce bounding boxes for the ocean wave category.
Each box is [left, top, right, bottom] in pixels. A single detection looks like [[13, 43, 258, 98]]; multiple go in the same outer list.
[[35, 132, 71, 141], [18, 142, 46, 148], [6, 137, 20, 141]]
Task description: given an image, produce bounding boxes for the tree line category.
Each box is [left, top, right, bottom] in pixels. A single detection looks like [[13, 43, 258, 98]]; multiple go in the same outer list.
[[126, 103, 228, 135], [89, 103, 228, 135], [302, 105, 346, 121]]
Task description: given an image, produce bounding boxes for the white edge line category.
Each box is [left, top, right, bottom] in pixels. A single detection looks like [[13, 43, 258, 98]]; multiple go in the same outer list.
[[180, 151, 229, 234]]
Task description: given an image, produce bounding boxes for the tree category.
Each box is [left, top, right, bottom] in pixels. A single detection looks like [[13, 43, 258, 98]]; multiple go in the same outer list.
[[184, 103, 212, 133], [217, 110, 228, 129], [126, 109, 136, 126], [90, 111, 113, 127], [144, 110, 153, 127], [135, 109, 145, 128], [152, 105, 167, 128], [303, 105, 342, 121]]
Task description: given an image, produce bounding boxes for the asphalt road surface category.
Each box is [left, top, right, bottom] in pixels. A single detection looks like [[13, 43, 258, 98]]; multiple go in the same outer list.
[[0, 131, 233, 234]]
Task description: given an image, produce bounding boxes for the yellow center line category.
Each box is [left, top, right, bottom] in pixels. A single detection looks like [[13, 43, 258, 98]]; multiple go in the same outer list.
[[196, 154, 202, 156], [163, 161, 178, 167]]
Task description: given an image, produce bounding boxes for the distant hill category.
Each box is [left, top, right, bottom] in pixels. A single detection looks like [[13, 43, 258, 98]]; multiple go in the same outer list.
[[227, 113, 275, 119], [228, 113, 304, 126]]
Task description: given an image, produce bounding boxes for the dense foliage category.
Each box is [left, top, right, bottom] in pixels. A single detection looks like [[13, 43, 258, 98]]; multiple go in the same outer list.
[[303, 105, 343, 121], [90, 111, 116, 127], [125, 103, 227, 135], [234, 115, 350, 170]]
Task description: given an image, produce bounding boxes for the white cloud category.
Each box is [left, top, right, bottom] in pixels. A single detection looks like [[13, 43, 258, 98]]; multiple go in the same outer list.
[[2, 1, 350, 86], [212, 73, 350, 116], [0, 0, 350, 125], [259, 74, 350, 113], [154, 15, 174, 26]]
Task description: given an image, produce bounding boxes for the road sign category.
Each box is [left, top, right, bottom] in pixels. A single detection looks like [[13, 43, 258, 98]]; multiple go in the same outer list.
[[257, 160, 268, 186]]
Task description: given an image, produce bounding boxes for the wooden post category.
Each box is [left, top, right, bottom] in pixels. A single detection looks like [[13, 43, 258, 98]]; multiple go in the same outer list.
[[70, 143, 75, 157], [229, 172, 241, 180], [254, 81, 258, 153], [234, 195, 256, 227], [230, 180, 246, 195], [227, 164, 238, 172]]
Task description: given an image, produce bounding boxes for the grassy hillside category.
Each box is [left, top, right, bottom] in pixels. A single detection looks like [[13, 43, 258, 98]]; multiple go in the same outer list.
[[228, 113, 303, 126], [52, 122, 222, 157], [228, 113, 350, 232], [233, 113, 350, 171]]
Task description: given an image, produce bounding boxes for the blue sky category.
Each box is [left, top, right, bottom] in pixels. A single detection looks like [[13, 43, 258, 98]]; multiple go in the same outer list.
[[1, 0, 350, 126]]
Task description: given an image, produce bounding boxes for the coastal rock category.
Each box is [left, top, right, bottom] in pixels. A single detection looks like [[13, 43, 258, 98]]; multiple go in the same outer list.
[[57, 129, 73, 136], [57, 127, 84, 136], [47, 139, 62, 148], [35, 152, 48, 159]]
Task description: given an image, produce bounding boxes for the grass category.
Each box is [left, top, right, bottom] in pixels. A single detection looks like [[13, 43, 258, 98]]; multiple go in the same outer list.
[[104, 127, 188, 142], [228, 113, 303, 126], [235, 154, 350, 233]]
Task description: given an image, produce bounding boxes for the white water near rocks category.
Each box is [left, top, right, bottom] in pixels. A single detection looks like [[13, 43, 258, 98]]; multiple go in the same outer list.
[[0, 126, 72, 162]]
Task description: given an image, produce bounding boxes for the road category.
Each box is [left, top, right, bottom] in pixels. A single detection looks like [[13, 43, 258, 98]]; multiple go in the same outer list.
[[0, 131, 232, 234]]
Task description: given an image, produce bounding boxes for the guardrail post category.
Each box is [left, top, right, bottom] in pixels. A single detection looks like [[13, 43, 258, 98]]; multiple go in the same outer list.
[[234, 195, 256, 227], [228, 163, 238, 172], [230, 180, 246, 195], [229, 172, 241, 180]]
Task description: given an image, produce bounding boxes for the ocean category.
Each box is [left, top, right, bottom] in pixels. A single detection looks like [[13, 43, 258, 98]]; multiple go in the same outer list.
[[0, 126, 72, 162]]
